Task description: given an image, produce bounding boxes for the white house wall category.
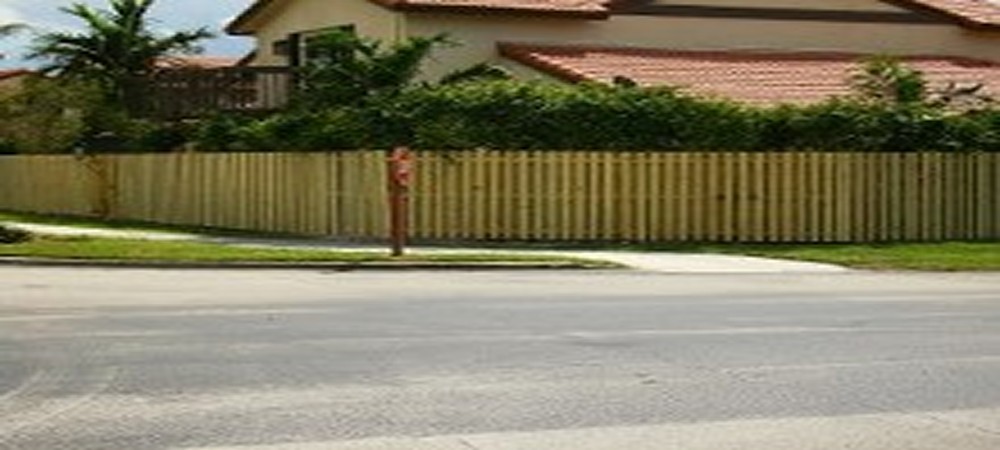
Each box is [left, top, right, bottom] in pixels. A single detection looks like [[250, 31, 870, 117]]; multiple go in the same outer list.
[[407, 14, 999, 81], [238, 0, 999, 76], [248, 0, 405, 66]]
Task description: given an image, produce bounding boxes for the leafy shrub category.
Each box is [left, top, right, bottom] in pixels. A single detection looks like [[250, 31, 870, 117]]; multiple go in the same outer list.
[[190, 79, 999, 152], [0, 77, 192, 153], [79, 115, 196, 152], [392, 81, 761, 150], [754, 101, 999, 152], [0, 225, 31, 244], [388, 80, 998, 151], [0, 77, 98, 153], [194, 109, 372, 151], [194, 114, 256, 152]]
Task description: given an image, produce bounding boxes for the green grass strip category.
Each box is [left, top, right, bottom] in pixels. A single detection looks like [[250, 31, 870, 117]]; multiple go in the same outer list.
[[0, 236, 614, 267], [710, 242, 1000, 271]]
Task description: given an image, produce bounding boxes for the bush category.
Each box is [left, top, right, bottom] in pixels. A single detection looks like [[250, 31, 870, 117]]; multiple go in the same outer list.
[[388, 80, 999, 151], [79, 114, 196, 152], [754, 101, 999, 152], [387, 81, 762, 150], [0, 77, 98, 153], [186, 80, 999, 153], [0, 225, 31, 244], [194, 109, 372, 151]]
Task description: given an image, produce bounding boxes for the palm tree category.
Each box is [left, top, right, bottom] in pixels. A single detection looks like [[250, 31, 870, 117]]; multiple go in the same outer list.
[[0, 23, 25, 38], [298, 30, 451, 108], [0, 23, 27, 60], [27, 0, 212, 113], [298, 30, 509, 109], [851, 56, 927, 106]]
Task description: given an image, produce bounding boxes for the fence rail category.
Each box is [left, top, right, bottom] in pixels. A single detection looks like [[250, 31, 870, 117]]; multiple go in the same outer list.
[[1, 151, 998, 243]]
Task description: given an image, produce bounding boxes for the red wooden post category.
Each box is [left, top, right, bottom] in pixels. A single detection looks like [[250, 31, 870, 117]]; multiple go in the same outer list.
[[388, 147, 413, 257]]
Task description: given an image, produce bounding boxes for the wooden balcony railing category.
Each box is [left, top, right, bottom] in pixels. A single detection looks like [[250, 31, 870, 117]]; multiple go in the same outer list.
[[144, 66, 295, 119]]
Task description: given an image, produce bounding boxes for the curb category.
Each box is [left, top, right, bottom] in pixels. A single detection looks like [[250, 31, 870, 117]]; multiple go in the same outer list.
[[0, 257, 609, 271]]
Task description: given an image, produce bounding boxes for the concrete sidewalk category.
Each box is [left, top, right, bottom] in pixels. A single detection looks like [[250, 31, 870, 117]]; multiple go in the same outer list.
[[1, 222, 850, 274]]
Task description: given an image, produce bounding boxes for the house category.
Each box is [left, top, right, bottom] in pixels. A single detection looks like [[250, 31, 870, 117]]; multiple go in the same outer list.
[[226, 0, 1000, 104]]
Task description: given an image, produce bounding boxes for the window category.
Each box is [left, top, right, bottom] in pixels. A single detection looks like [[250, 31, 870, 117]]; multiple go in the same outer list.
[[275, 25, 357, 67], [301, 25, 357, 65], [272, 39, 290, 57]]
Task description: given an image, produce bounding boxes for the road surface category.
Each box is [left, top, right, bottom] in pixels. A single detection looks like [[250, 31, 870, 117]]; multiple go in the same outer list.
[[1, 267, 999, 449]]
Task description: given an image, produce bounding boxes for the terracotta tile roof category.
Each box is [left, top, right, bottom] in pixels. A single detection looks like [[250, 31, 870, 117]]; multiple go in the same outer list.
[[0, 69, 33, 81], [372, 0, 608, 16], [228, 0, 609, 34], [155, 56, 240, 69], [227, 0, 998, 34], [888, 0, 1000, 28], [500, 43, 1000, 105]]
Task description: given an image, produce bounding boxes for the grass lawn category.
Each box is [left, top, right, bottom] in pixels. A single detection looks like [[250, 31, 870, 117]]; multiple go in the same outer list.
[[705, 242, 1000, 271], [3, 210, 998, 271], [0, 236, 613, 267]]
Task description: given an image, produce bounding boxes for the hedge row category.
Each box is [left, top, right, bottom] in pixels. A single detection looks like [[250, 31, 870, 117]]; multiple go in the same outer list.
[[6, 80, 994, 153], [194, 81, 999, 153]]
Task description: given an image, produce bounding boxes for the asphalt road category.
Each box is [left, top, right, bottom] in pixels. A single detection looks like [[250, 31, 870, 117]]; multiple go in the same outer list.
[[1, 267, 1000, 449]]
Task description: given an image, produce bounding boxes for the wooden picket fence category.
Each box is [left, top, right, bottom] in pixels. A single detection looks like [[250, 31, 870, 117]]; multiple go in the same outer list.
[[1, 151, 998, 243]]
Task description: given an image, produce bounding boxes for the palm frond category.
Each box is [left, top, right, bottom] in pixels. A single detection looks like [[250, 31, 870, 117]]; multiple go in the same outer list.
[[0, 23, 28, 38], [29, 0, 212, 111]]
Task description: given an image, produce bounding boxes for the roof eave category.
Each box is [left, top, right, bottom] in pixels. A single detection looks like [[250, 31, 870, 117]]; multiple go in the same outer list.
[[225, 0, 276, 35], [227, 0, 610, 35], [369, 0, 609, 19], [0, 70, 35, 82], [879, 0, 1000, 31]]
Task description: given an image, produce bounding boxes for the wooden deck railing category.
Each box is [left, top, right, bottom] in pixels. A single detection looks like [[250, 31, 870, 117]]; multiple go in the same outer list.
[[143, 67, 294, 119]]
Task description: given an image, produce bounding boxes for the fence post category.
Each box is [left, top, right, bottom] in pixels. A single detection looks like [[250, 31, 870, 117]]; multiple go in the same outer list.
[[387, 147, 413, 256], [79, 154, 115, 219]]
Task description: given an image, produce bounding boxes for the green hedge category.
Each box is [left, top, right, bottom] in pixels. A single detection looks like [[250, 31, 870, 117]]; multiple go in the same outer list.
[[192, 80, 998, 152]]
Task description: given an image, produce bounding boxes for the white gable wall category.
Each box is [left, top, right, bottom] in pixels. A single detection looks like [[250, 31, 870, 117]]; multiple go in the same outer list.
[[238, 0, 999, 78], [247, 0, 404, 66], [408, 14, 999, 82]]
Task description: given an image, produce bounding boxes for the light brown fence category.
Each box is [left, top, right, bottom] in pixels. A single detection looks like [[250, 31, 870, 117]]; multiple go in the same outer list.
[[0, 152, 388, 239], [1, 151, 998, 243]]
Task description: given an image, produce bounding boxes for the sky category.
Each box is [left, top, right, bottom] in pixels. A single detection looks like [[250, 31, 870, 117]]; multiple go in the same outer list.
[[0, 0, 255, 69]]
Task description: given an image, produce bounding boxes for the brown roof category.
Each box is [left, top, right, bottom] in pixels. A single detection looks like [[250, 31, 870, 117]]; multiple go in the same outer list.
[[887, 0, 1000, 29], [371, 0, 607, 15], [0, 69, 33, 81], [227, 0, 1000, 34], [227, 0, 609, 34], [155, 56, 240, 69], [500, 43, 1000, 105]]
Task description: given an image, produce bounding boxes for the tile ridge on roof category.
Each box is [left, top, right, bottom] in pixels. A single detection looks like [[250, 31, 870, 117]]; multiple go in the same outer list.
[[498, 42, 1000, 65], [0, 69, 34, 80], [370, 0, 610, 18], [228, 0, 610, 34]]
